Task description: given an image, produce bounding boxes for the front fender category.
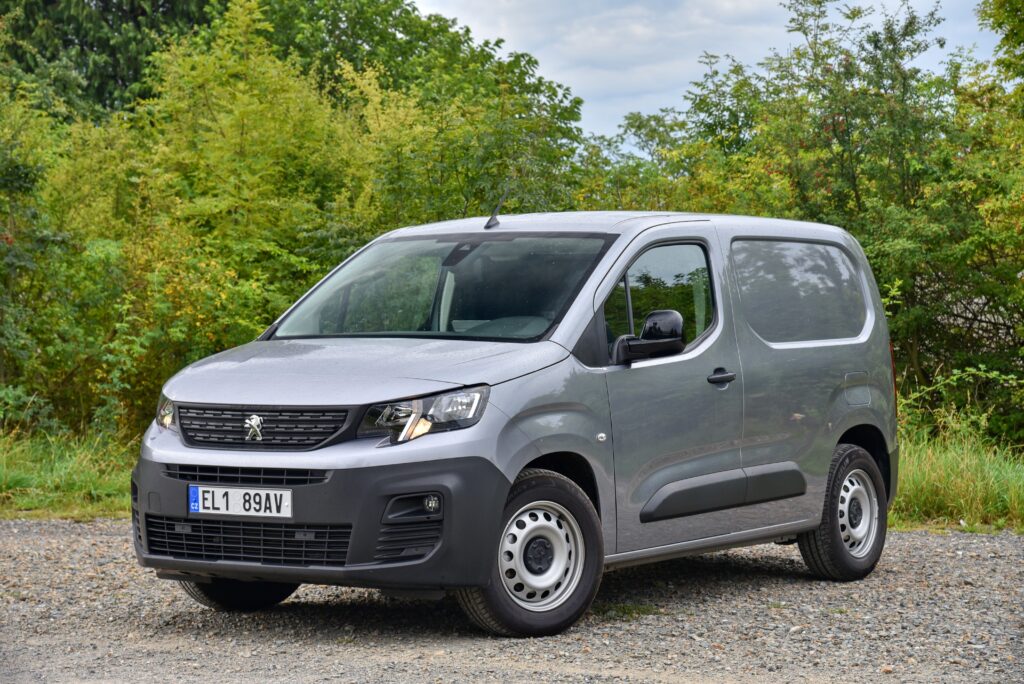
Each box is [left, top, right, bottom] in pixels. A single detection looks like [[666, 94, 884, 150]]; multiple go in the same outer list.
[[489, 358, 616, 553]]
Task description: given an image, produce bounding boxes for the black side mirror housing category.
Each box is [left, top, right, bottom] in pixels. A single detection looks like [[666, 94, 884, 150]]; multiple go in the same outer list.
[[613, 309, 686, 364]]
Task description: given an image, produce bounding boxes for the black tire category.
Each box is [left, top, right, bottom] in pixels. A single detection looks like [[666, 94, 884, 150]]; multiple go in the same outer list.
[[178, 578, 299, 612], [455, 468, 603, 637], [798, 443, 888, 581]]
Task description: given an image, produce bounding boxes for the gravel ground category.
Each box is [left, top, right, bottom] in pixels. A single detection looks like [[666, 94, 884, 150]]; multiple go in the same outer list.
[[0, 520, 1021, 683]]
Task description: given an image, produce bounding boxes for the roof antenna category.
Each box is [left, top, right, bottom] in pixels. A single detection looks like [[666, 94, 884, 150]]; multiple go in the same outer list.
[[483, 187, 510, 230]]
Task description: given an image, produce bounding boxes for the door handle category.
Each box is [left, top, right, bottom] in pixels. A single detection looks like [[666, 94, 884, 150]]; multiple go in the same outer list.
[[707, 368, 737, 385]]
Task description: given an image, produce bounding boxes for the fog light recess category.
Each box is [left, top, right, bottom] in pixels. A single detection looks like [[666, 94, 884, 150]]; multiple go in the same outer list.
[[382, 492, 445, 522]]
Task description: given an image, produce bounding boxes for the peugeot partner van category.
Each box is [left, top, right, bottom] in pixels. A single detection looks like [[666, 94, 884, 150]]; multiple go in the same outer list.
[[133, 212, 898, 637]]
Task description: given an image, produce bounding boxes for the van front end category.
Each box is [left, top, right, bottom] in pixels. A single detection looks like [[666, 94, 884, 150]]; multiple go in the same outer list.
[[131, 395, 512, 591]]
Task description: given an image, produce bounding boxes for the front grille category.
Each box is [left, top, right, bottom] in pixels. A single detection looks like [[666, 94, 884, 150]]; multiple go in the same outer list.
[[163, 464, 328, 486], [177, 405, 349, 450], [374, 520, 443, 562], [145, 515, 352, 567]]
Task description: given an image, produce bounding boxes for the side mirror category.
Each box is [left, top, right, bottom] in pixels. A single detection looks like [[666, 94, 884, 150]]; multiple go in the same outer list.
[[613, 310, 686, 364]]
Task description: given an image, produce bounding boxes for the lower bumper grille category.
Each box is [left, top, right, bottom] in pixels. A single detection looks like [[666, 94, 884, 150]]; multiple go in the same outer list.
[[163, 464, 328, 486], [145, 515, 352, 567], [374, 520, 443, 562]]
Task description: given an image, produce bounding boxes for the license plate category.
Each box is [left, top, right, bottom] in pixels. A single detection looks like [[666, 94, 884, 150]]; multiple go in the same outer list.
[[188, 484, 292, 518]]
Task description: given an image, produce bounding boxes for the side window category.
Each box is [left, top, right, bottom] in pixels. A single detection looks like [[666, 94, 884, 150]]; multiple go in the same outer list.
[[731, 240, 867, 342], [601, 243, 714, 360]]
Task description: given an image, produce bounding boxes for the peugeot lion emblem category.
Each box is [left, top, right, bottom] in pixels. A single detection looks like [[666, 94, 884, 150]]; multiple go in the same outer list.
[[244, 414, 264, 441]]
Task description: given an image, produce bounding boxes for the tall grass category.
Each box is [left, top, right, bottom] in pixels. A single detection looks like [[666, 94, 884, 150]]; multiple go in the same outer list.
[[0, 432, 136, 519], [890, 408, 1024, 531]]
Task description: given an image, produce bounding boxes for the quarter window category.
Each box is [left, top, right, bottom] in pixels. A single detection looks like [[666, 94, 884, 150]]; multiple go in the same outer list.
[[602, 243, 714, 360], [731, 240, 867, 343]]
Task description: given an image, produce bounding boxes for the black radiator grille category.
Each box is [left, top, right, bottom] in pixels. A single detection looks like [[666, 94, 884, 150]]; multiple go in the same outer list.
[[163, 464, 329, 486], [177, 405, 349, 450], [145, 515, 352, 567], [374, 520, 443, 562]]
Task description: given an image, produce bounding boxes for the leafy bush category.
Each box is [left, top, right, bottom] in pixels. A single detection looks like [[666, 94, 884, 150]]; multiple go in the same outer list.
[[0, 0, 584, 433]]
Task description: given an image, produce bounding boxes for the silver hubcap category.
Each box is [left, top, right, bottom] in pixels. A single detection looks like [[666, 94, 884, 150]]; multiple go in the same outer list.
[[499, 501, 585, 612], [838, 469, 879, 558]]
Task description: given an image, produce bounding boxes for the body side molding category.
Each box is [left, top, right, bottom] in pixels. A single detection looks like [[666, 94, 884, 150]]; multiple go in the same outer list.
[[639, 461, 806, 523]]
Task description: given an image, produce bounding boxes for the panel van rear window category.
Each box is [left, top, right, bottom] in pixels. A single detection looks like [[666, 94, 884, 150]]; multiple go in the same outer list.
[[731, 240, 867, 343]]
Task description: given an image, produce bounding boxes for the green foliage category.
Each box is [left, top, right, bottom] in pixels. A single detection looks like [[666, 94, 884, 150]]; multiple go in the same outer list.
[[892, 403, 1024, 532], [0, 0, 585, 432], [0, 0, 212, 114], [0, 431, 135, 519], [978, 0, 1024, 92]]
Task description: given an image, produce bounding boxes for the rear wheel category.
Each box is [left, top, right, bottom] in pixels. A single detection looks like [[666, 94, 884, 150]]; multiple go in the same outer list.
[[798, 443, 887, 580], [455, 468, 603, 637], [179, 578, 299, 612]]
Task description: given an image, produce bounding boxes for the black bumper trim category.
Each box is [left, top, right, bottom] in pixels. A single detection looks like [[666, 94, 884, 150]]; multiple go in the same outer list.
[[132, 455, 510, 589]]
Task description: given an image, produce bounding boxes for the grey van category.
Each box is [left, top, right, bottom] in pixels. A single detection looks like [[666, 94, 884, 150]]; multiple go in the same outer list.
[[133, 212, 898, 636]]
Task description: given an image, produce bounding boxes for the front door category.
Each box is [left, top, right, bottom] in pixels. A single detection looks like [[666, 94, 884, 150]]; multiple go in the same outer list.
[[602, 225, 746, 553]]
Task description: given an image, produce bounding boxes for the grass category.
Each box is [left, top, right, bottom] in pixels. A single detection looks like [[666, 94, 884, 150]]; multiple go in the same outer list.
[[0, 432, 135, 519], [1, 421, 1022, 530], [889, 424, 1024, 533]]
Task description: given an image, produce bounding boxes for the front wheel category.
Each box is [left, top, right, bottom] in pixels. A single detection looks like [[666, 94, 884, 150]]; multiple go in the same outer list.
[[455, 468, 603, 637], [798, 443, 888, 581]]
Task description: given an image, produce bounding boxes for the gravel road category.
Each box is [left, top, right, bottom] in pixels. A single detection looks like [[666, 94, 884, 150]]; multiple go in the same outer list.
[[1, 520, 1020, 683]]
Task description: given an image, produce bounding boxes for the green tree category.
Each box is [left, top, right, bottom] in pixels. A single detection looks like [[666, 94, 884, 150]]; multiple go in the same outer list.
[[978, 0, 1024, 85], [0, 0, 212, 114], [7, 0, 585, 431]]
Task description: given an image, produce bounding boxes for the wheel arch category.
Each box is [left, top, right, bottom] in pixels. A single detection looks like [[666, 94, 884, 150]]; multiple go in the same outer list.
[[520, 451, 600, 517], [837, 424, 892, 503]]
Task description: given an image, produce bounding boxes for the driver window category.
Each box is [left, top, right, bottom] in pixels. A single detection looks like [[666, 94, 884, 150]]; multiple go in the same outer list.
[[602, 243, 713, 360]]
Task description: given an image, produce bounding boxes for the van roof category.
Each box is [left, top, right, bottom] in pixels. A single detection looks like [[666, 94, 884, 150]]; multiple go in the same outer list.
[[386, 211, 847, 240]]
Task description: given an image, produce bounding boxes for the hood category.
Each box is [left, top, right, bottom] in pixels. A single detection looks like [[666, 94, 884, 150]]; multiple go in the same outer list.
[[163, 337, 568, 406]]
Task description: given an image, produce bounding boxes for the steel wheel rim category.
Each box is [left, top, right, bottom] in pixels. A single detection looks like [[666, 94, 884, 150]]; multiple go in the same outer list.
[[837, 468, 879, 558], [498, 500, 586, 612]]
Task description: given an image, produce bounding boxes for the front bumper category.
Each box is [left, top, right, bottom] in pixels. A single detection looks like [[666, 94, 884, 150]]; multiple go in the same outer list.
[[132, 449, 510, 589]]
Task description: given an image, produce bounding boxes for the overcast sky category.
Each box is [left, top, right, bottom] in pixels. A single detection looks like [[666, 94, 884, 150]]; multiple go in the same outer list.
[[414, 0, 999, 137]]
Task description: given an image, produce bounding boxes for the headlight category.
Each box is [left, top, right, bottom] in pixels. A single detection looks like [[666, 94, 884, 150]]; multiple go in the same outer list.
[[156, 393, 176, 430], [358, 385, 489, 444]]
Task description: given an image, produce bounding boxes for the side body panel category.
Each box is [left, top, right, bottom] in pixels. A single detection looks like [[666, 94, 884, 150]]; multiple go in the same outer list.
[[718, 219, 897, 529]]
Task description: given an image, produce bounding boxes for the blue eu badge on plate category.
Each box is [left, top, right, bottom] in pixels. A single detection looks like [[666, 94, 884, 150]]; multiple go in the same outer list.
[[188, 485, 200, 512]]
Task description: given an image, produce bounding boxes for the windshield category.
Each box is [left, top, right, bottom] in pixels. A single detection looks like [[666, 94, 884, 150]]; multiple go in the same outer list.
[[273, 233, 615, 341]]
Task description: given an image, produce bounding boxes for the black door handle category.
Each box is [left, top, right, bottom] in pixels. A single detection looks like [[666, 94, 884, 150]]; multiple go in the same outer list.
[[707, 368, 737, 385]]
